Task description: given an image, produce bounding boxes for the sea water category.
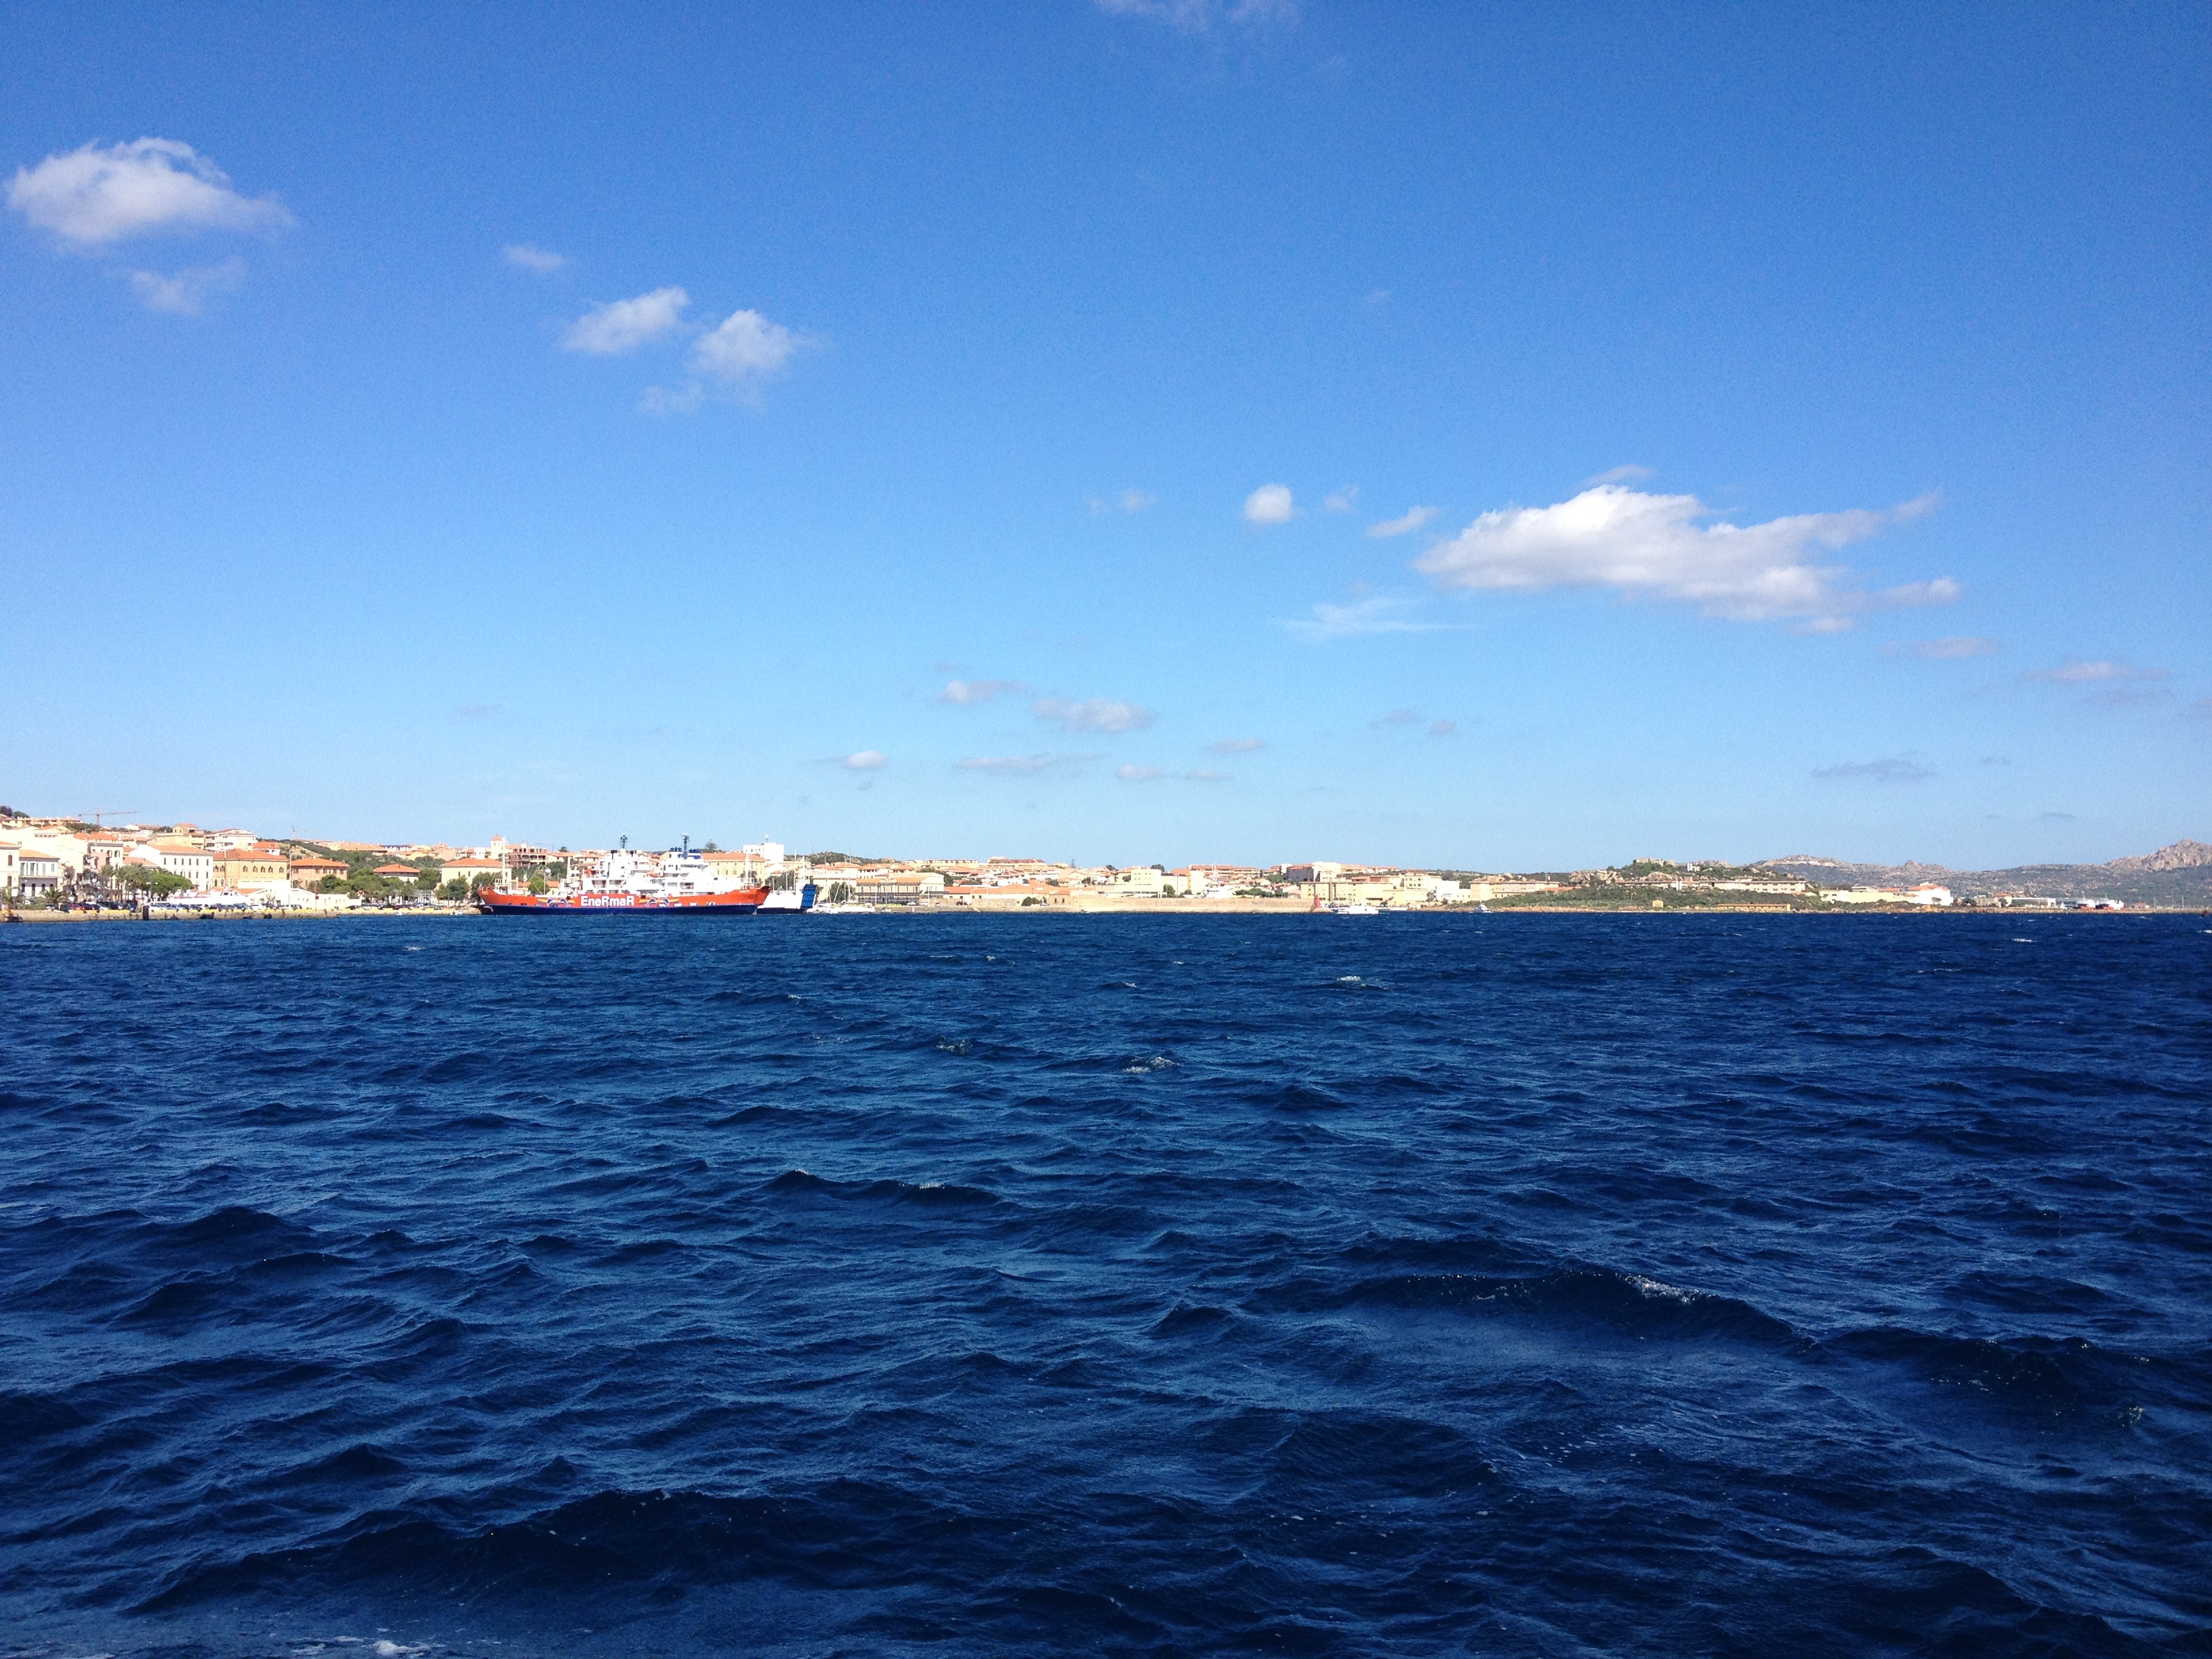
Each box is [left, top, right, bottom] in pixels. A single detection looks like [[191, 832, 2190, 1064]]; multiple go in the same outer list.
[[1, 913, 2207, 1656]]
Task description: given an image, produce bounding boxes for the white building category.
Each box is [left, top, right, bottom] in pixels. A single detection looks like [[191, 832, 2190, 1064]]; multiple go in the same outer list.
[[16, 850, 62, 898], [138, 841, 215, 890]]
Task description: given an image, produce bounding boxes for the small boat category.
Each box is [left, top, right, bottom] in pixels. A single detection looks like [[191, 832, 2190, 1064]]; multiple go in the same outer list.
[[1331, 902, 1380, 916]]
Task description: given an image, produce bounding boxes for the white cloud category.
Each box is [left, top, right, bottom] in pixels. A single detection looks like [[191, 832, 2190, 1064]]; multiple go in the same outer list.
[[1814, 758, 1934, 784], [1582, 464, 1654, 488], [562, 287, 689, 354], [505, 243, 566, 273], [1371, 708, 1420, 728], [1185, 768, 1231, 782], [7, 138, 292, 247], [692, 307, 802, 385], [1366, 506, 1437, 539], [1324, 486, 1358, 512], [1243, 483, 1296, 525], [938, 678, 1026, 705], [1413, 484, 1946, 628], [1209, 737, 1263, 753], [1429, 719, 1458, 737], [127, 256, 245, 315], [1283, 595, 1451, 642], [1094, 0, 1297, 30], [2024, 659, 2167, 684], [1033, 695, 1153, 733], [1885, 636, 1999, 659], [1116, 764, 1166, 782], [842, 750, 887, 770]]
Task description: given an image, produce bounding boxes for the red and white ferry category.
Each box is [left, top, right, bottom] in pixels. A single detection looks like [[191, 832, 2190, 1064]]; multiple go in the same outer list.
[[477, 846, 815, 916]]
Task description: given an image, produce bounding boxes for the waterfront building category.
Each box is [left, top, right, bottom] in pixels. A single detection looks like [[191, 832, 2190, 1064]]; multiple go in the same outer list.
[[213, 847, 292, 890]]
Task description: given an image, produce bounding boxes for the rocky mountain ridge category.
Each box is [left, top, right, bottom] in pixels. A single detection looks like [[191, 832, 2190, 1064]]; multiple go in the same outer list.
[[1758, 840, 2211, 904]]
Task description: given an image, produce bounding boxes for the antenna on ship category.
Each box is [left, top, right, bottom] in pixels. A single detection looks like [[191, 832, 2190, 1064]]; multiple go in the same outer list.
[[619, 835, 628, 851]]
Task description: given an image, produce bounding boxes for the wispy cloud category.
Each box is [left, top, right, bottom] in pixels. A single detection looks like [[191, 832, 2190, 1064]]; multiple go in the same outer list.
[[1208, 737, 1263, 754], [2024, 658, 2168, 684], [1582, 464, 1654, 489], [562, 287, 689, 354], [1089, 488, 1158, 515], [937, 678, 1027, 706], [1885, 636, 1999, 659], [504, 243, 565, 273], [958, 753, 1096, 777], [127, 256, 245, 315], [1366, 506, 1437, 539], [638, 382, 703, 415], [841, 750, 887, 771], [1118, 764, 1231, 783], [1033, 695, 1153, 733], [7, 138, 292, 246], [1370, 709, 1420, 729], [1324, 486, 1358, 512], [1243, 483, 1296, 525], [1429, 719, 1458, 737], [1284, 595, 1452, 642], [1814, 758, 1934, 784], [1414, 484, 1948, 629], [1094, 0, 1298, 31]]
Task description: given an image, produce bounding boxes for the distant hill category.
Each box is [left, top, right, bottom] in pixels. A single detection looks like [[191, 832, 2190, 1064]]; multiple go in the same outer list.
[[1760, 840, 2212, 905]]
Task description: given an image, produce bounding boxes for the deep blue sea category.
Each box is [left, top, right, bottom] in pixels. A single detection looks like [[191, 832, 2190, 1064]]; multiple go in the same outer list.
[[3, 912, 2208, 1658]]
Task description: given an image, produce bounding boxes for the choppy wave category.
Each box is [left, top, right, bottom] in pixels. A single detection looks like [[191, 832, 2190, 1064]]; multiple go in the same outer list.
[[1, 912, 2208, 1656]]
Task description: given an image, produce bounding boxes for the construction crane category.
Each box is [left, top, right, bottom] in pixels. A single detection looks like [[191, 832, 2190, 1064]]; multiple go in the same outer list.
[[79, 809, 142, 828]]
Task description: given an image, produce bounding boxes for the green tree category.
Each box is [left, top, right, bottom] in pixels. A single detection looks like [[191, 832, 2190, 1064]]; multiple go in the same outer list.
[[116, 865, 192, 898]]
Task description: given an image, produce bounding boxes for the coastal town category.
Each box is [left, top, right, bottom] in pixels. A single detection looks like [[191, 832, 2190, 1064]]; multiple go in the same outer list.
[[0, 808, 2158, 915]]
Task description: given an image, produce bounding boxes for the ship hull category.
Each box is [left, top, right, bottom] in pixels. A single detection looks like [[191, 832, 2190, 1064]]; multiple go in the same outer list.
[[477, 888, 774, 916]]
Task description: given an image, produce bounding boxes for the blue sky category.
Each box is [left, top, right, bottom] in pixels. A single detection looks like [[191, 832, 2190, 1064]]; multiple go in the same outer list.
[[3, 2, 2204, 868]]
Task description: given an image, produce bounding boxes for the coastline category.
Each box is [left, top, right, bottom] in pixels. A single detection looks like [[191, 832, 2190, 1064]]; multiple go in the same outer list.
[[5, 902, 2200, 924]]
